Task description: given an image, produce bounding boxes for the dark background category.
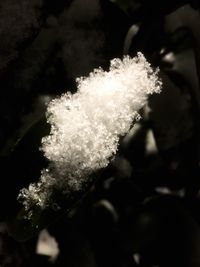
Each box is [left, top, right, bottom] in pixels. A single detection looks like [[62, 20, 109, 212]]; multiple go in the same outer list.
[[0, 0, 200, 266]]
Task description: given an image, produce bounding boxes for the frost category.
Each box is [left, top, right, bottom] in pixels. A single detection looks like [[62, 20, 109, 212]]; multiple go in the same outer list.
[[18, 52, 162, 214]]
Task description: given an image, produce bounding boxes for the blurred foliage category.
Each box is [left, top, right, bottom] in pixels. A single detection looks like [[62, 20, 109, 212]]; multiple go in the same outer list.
[[0, 0, 200, 266]]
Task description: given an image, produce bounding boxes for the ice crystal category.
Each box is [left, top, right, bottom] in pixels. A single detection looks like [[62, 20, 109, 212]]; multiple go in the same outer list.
[[18, 52, 162, 214]]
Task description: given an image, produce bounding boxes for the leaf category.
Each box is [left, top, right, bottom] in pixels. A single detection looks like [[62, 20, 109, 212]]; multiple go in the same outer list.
[[7, 169, 105, 241], [0, 114, 50, 220]]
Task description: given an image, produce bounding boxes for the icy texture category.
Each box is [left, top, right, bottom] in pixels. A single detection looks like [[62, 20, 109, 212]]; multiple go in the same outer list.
[[18, 52, 162, 214]]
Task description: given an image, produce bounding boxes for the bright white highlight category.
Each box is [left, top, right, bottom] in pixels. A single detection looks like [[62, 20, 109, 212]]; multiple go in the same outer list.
[[18, 52, 161, 214], [36, 229, 59, 262]]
